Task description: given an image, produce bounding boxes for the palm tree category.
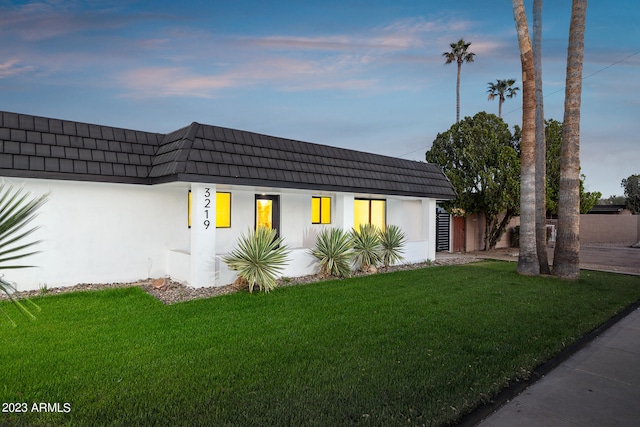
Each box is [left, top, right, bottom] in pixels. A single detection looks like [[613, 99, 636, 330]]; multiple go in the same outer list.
[[487, 79, 519, 118], [443, 39, 476, 123], [512, 0, 539, 275], [0, 184, 48, 325], [533, 0, 550, 274], [553, 0, 588, 280]]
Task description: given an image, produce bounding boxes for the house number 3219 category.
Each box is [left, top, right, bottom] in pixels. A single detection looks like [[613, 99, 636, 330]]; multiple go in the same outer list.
[[203, 188, 211, 229]]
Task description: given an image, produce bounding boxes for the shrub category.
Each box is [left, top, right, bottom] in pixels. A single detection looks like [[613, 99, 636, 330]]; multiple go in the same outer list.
[[350, 224, 382, 271], [222, 228, 290, 293], [378, 224, 406, 269], [309, 228, 353, 278]]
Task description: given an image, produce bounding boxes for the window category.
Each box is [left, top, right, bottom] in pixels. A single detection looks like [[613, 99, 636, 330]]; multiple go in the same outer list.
[[354, 199, 386, 230], [255, 195, 280, 233], [311, 196, 331, 224], [216, 192, 231, 228], [256, 198, 272, 229]]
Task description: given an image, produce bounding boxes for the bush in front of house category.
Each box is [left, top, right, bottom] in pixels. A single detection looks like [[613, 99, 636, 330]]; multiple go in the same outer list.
[[350, 224, 383, 272], [222, 227, 290, 293], [378, 224, 407, 269], [309, 227, 353, 278]]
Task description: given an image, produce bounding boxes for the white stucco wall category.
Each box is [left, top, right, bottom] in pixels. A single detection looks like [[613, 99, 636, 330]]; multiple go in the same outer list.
[[2, 177, 439, 291], [2, 177, 189, 291]]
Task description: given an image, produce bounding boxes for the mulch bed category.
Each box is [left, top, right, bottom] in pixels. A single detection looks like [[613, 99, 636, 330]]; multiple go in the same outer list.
[[1, 256, 481, 305]]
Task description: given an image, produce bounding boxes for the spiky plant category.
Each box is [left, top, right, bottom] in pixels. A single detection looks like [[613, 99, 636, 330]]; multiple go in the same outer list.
[[309, 227, 353, 278], [222, 227, 289, 293], [0, 184, 48, 325], [350, 224, 382, 271], [379, 224, 406, 269]]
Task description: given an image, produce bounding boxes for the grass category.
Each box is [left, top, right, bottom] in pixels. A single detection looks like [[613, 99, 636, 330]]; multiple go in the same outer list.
[[1, 261, 639, 426]]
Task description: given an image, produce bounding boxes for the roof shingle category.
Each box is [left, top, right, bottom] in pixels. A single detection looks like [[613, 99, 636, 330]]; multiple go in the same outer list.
[[0, 111, 455, 199]]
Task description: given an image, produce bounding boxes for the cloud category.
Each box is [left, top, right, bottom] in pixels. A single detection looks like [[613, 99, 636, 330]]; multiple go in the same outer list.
[[0, 60, 34, 78], [118, 54, 379, 98]]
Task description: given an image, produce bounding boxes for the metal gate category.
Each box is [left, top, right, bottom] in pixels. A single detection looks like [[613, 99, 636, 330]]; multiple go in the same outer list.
[[436, 211, 450, 252]]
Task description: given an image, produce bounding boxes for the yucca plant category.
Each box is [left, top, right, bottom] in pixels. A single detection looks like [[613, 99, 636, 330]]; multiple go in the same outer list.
[[378, 224, 407, 269], [350, 224, 382, 272], [0, 184, 48, 325], [309, 227, 353, 278], [222, 227, 290, 293]]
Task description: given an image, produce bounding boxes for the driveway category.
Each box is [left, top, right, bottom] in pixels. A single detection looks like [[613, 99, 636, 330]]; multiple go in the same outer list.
[[443, 244, 640, 276], [576, 244, 640, 275]]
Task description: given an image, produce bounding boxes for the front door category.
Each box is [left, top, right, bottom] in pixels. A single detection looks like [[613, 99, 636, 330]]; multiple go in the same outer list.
[[255, 195, 280, 236]]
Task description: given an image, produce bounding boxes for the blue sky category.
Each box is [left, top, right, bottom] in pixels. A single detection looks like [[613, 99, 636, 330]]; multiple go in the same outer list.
[[1, 0, 638, 198]]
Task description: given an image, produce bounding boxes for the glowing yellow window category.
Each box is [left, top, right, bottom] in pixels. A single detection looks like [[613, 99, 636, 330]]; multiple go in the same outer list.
[[370, 199, 386, 230], [354, 199, 386, 230], [216, 192, 231, 228], [312, 197, 331, 224], [256, 198, 273, 229]]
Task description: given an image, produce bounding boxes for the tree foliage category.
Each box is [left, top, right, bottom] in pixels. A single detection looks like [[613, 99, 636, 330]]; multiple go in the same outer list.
[[622, 174, 640, 214], [487, 78, 519, 118], [426, 112, 520, 250]]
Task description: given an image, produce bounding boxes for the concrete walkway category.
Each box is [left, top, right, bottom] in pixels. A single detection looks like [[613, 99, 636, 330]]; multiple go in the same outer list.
[[476, 305, 640, 426]]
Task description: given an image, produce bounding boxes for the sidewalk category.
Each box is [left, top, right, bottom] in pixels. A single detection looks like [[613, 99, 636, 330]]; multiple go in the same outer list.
[[476, 305, 640, 426]]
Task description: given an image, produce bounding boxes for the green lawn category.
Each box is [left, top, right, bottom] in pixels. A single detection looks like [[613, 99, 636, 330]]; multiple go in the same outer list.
[[2, 261, 639, 426]]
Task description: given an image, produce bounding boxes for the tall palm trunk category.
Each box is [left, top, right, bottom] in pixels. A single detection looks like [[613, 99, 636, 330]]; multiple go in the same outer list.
[[456, 62, 462, 123], [513, 0, 539, 275], [554, 0, 587, 279], [534, 0, 551, 274]]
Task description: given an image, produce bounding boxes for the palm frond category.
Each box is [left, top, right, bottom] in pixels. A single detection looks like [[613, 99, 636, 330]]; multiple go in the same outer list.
[[0, 184, 48, 270], [0, 184, 48, 325]]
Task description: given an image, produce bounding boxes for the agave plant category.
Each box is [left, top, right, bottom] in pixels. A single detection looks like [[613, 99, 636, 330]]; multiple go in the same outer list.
[[0, 184, 48, 325], [378, 224, 406, 269], [350, 224, 382, 271], [309, 227, 353, 278], [222, 227, 290, 293]]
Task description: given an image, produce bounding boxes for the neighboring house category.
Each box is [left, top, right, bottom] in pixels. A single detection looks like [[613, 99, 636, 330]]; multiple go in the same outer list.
[[0, 111, 456, 291], [587, 205, 632, 215]]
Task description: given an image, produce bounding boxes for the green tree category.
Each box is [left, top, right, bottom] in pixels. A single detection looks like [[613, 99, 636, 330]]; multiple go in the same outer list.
[[554, 0, 588, 280], [443, 39, 476, 123], [599, 195, 627, 205], [487, 79, 519, 118], [512, 0, 539, 275], [622, 174, 640, 214], [426, 112, 520, 250]]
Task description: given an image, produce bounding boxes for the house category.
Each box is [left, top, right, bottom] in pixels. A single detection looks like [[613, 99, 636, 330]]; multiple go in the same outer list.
[[0, 111, 456, 291]]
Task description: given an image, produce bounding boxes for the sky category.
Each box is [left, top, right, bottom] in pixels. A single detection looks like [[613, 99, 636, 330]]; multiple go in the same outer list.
[[1, 0, 638, 199]]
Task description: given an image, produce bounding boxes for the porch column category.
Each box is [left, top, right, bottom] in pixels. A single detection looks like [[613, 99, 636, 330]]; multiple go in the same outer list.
[[335, 192, 355, 231], [422, 198, 437, 261], [190, 183, 217, 287]]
